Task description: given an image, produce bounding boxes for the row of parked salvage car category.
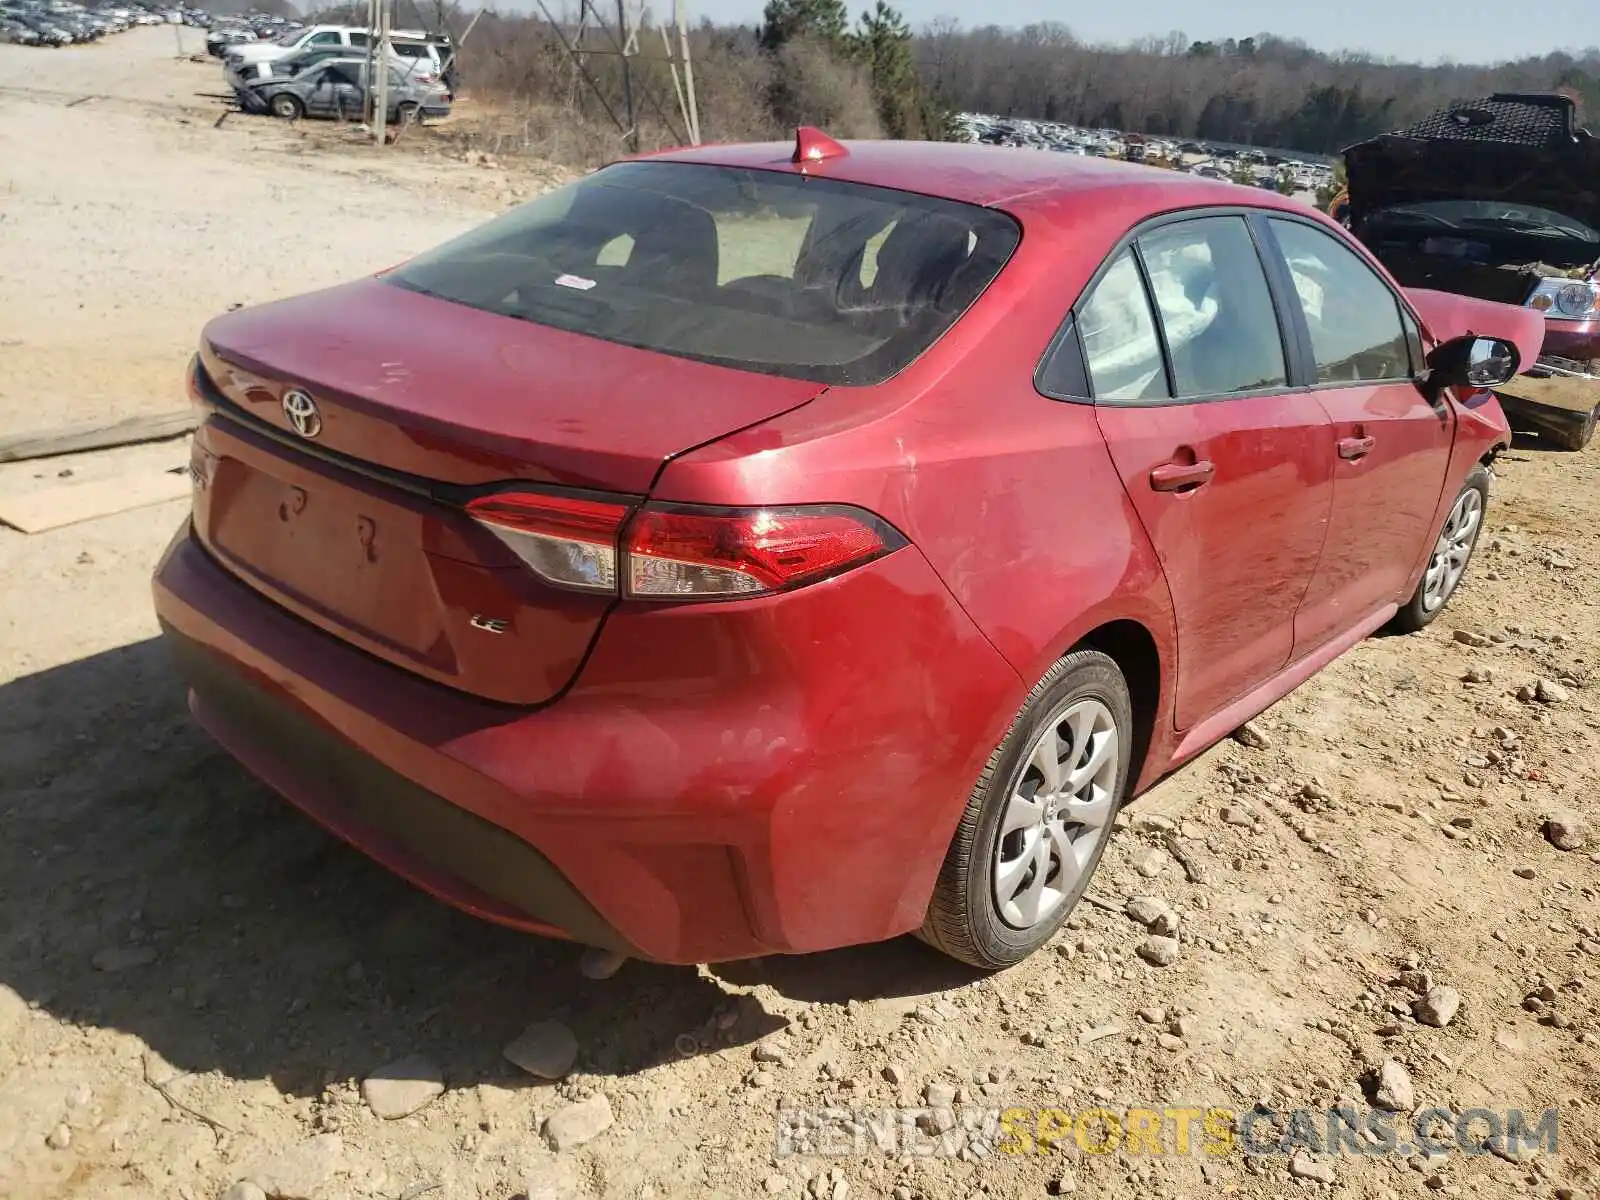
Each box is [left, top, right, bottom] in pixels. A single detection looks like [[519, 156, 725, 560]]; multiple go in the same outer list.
[[1, 0, 200, 47], [221, 22, 456, 125]]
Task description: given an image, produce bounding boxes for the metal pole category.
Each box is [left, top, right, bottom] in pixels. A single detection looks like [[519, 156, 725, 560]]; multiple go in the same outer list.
[[374, 0, 390, 145], [365, 0, 378, 123], [615, 0, 636, 152], [676, 0, 699, 145]]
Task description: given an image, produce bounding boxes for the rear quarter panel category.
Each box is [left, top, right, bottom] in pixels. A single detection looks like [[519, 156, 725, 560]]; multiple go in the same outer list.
[[653, 198, 1180, 794]]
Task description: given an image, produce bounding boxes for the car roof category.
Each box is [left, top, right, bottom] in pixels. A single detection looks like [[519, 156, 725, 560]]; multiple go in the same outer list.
[[643, 138, 1316, 223]]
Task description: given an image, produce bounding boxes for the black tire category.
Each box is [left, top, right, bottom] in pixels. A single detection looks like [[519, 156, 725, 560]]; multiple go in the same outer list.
[[395, 102, 421, 126], [1391, 463, 1490, 633], [1547, 405, 1597, 452], [269, 92, 303, 120], [918, 649, 1133, 970]]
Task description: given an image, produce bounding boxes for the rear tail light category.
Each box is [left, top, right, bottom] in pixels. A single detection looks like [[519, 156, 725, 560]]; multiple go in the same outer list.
[[626, 505, 902, 598], [465, 492, 904, 601], [467, 491, 629, 594]]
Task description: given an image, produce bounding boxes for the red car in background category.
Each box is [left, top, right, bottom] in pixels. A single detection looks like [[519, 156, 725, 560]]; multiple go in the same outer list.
[[153, 130, 1540, 970], [1345, 92, 1600, 451]]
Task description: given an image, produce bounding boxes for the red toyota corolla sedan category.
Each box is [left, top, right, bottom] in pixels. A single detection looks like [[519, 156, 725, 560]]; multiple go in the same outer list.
[[153, 130, 1543, 970]]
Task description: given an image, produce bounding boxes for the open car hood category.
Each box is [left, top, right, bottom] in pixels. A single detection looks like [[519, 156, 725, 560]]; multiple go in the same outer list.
[[1344, 93, 1600, 230]]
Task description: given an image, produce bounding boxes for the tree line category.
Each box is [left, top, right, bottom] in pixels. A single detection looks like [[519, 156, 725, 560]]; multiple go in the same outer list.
[[306, 0, 1600, 160], [916, 24, 1600, 152]]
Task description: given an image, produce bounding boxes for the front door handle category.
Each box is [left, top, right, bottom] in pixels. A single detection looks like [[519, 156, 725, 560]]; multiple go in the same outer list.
[[1338, 435, 1376, 461], [1149, 460, 1216, 492]]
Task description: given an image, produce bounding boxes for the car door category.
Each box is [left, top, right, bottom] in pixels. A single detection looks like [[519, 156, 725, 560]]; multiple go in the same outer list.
[[1080, 214, 1336, 729], [322, 64, 363, 119], [297, 65, 335, 116], [1259, 216, 1455, 653]]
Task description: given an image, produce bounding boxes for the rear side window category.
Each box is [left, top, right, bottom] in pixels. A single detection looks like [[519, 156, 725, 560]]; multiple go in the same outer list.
[[1265, 219, 1412, 383], [1077, 251, 1167, 401], [1137, 217, 1287, 397], [388, 162, 1021, 385]]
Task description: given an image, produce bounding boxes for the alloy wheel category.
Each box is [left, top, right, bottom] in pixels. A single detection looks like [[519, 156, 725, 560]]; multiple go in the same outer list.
[[1421, 487, 1482, 612], [992, 698, 1118, 930]]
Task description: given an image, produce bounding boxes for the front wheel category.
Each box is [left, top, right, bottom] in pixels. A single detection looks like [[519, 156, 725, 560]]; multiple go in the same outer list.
[[270, 92, 303, 120], [918, 650, 1132, 970], [1391, 463, 1489, 633]]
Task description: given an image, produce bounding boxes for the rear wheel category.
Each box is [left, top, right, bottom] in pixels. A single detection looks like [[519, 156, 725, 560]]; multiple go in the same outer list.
[[1392, 464, 1489, 633], [270, 92, 303, 120], [396, 101, 421, 126], [1547, 405, 1597, 452], [919, 650, 1131, 970]]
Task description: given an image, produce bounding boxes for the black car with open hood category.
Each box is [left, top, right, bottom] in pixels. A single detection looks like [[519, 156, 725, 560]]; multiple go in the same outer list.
[[1343, 93, 1600, 450]]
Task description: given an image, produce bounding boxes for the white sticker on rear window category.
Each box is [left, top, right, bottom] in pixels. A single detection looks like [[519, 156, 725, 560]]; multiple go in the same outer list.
[[555, 274, 597, 291]]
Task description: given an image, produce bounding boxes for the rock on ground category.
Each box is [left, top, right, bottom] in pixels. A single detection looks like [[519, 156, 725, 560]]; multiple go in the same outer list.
[[246, 1134, 344, 1200], [1413, 986, 1461, 1029], [1545, 815, 1588, 851], [542, 1093, 615, 1151], [1232, 720, 1272, 749], [1372, 1059, 1415, 1113], [1535, 679, 1570, 704], [1137, 936, 1181, 966], [221, 1185, 268, 1200], [1289, 1151, 1336, 1183], [360, 1055, 445, 1119], [504, 1020, 579, 1080], [1124, 896, 1168, 926]]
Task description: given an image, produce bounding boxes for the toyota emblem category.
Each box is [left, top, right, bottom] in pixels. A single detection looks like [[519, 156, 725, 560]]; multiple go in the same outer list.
[[282, 389, 322, 438]]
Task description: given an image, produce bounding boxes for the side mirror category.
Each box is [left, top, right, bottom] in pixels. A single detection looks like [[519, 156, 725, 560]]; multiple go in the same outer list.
[[1423, 333, 1520, 397]]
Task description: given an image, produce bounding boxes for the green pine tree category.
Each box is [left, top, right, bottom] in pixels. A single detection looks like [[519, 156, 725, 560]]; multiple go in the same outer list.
[[758, 0, 850, 54], [851, 0, 921, 138]]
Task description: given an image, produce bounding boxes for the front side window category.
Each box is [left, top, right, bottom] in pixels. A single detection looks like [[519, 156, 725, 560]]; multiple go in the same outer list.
[[1077, 250, 1167, 401], [307, 30, 340, 45], [389, 162, 1021, 385], [1136, 216, 1287, 397], [1267, 218, 1412, 383]]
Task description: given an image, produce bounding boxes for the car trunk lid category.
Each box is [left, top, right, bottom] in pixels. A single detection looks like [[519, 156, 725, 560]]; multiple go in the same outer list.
[[191, 279, 825, 704]]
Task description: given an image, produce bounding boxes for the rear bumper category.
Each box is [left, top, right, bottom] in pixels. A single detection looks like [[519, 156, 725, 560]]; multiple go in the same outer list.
[[164, 617, 633, 953], [152, 523, 1020, 963]]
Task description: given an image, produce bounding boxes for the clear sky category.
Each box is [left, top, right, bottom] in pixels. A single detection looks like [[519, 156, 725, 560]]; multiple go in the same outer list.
[[657, 0, 1595, 65]]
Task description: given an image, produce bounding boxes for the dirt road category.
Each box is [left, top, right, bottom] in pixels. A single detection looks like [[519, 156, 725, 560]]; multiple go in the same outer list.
[[2, 28, 1598, 1200]]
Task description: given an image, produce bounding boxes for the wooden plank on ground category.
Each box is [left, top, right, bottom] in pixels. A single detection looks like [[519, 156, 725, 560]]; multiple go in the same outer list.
[[0, 467, 191, 534], [0, 411, 199, 464]]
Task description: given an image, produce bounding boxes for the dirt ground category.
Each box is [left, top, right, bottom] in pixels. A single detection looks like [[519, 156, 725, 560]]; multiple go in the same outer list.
[[2, 27, 1598, 1200]]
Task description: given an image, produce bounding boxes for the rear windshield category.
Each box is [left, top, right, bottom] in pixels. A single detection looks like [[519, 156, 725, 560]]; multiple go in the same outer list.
[[388, 161, 1021, 385]]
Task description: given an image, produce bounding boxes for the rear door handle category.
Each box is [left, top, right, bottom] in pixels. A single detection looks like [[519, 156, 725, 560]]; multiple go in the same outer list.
[[1149, 460, 1215, 492], [1338, 435, 1376, 461]]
